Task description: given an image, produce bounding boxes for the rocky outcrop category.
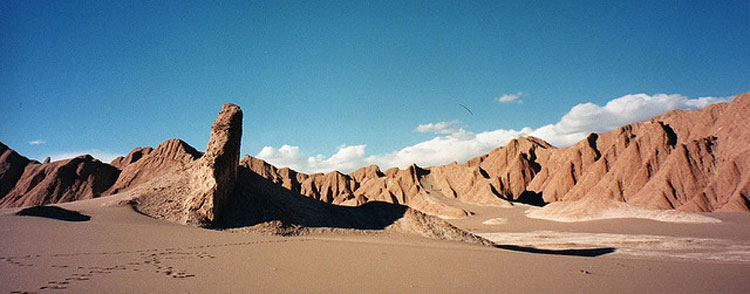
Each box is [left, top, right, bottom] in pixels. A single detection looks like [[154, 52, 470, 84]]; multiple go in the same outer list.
[[243, 156, 500, 219], [130, 103, 243, 225], [122, 104, 489, 244], [107, 139, 201, 194], [224, 158, 492, 245], [0, 142, 31, 199], [0, 155, 119, 208], [241, 138, 553, 218], [187, 103, 243, 224], [0, 103, 496, 244], [0, 138, 203, 209]]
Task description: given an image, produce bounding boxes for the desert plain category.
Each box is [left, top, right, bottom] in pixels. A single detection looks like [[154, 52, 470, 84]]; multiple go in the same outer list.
[[2, 96, 750, 293], [2, 192, 750, 293]]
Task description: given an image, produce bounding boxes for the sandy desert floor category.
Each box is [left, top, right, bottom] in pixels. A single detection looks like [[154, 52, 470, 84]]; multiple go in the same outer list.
[[2, 195, 750, 293]]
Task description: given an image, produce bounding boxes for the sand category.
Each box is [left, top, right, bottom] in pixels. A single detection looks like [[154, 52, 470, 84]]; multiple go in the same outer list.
[[2, 195, 750, 293], [525, 197, 722, 224]]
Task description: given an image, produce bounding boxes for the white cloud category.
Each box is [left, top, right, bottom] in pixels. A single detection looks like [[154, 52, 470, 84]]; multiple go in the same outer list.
[[415, 120, 461, 134], [376, 127, 534, 169], [50, 150, 122, 164], [28, 140, 46, 145], [256, 93, 734, 174], [528, 93, 734, 147], [257, 144, 373, 174], [414, 120, 475, 140], [498, 92, 524, 104]]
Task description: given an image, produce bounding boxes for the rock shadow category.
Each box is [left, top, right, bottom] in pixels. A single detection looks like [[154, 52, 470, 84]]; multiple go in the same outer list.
[[512, 190, 548, 207], [494, 244, 616, 257], [217, 166, 409, 230], [16, 205, 91, 222]]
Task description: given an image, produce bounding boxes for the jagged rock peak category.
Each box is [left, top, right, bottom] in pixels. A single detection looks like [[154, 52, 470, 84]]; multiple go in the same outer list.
[[110, 147, 152, 169], [516, 136, 553, 148], [155, 139, 202, 160], [732, 92, 750, 105], [106, 139, 203, 195], [111, 139, 201, 170], [350, 164, 384, 182]]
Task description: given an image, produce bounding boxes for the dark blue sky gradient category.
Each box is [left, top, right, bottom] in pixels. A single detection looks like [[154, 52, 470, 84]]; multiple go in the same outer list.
[[1, 0, 748, 160]]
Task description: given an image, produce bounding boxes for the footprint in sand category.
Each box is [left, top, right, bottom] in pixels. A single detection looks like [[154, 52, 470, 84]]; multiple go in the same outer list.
[[14, 238, 310, 292]]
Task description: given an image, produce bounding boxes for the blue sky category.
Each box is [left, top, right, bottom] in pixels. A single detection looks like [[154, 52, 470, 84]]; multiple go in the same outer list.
[[1, 1, 748, 173]]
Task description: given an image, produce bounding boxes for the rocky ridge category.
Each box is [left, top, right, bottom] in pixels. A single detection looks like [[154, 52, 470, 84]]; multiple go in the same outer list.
[[246, 93, 750, 214], [1, 92, 748, 217], [0, 138, 201, 209], [0, 149, 119, 208]]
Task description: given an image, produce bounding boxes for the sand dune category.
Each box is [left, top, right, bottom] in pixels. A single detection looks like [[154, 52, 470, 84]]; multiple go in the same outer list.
[[525, 197, 721, 223]]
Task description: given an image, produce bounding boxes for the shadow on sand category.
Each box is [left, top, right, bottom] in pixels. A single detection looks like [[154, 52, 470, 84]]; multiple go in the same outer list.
[[495, 244, 616, 257], [16, 205, 91, 222], [218, 166, 409, 230], [218, 167, 619, 256]]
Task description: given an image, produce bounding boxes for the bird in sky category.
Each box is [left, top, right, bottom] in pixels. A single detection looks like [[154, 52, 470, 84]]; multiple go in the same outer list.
[[459, 103, 473, 115]]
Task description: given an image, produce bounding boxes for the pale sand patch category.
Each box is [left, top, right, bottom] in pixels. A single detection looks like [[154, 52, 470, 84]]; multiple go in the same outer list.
[[481, 217, 507, 225], [479, 231, 750, 263], [525, 197, 721, 223]]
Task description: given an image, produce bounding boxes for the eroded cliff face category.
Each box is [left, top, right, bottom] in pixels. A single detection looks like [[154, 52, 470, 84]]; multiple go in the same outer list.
[[240, 137, 551, 219], [246, 93, 750, 214], [521, 93, 750, 212]]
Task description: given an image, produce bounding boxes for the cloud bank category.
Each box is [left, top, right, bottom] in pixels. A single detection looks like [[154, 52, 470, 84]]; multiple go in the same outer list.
[[28, 140, 46, 145], [257, 93, 734, 174]]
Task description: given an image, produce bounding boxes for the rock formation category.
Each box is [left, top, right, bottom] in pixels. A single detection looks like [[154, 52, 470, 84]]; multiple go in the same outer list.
[[0, 154, 119, 208], [107, 139, 202, 194], [0, 138, 202, 209], [241, 137, 552, 218], [1, 92, 748, 219], [0, 142, 31, 199], [225, 156, 491, 245], [119, 104, 489, 245], [247, 92, 750, 214], [130, 103, 243, 225], [523, 93, 750, 212], [187, 103, 243, 224], [242, 157, 479, 219]]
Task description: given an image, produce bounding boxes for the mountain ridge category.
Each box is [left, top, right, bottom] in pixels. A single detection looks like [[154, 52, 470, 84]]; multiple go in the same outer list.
[[1, 93, 748, 216]]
